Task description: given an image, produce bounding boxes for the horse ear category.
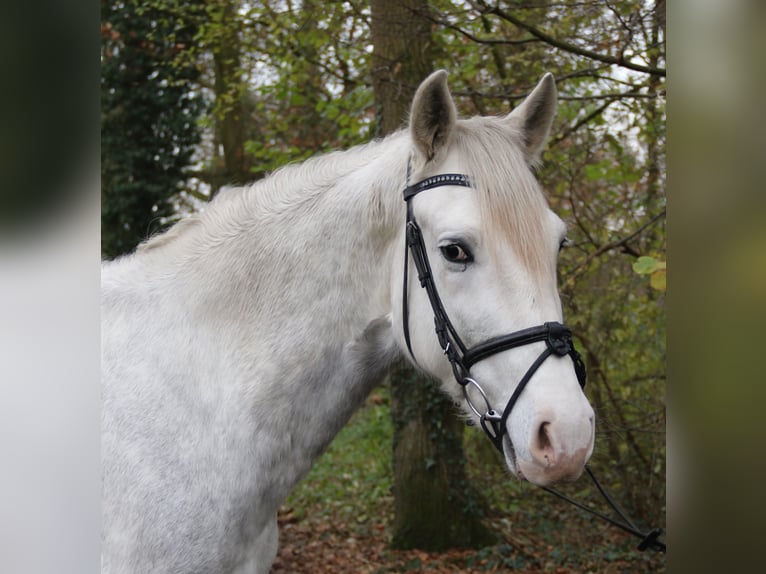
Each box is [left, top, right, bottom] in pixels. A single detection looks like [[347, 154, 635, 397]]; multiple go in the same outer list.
[[506, 73, 558, 165], [409, 70, 457, 162]]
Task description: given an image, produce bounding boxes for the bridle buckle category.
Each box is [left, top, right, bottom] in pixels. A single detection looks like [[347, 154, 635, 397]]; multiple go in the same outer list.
[[544, 321, 572, 357]]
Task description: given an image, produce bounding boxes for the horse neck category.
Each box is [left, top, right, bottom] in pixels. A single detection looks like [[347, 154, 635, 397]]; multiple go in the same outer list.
[[169, 134, 408, 327], [114, 135, 410, 498]]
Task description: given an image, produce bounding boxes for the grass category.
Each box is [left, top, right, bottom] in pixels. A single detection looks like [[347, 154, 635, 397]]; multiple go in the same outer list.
[[285, 389, 395, 529]]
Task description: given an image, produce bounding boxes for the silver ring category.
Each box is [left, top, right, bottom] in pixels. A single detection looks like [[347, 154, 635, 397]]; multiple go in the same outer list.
[[462, 377, 494, 419]]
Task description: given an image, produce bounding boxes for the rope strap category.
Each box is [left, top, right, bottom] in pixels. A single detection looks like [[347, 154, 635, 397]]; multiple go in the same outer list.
[[542, 466, 666, 553]]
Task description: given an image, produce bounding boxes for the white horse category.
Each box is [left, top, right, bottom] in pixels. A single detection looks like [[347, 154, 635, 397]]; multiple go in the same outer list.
[[102, 71, 595, 573]]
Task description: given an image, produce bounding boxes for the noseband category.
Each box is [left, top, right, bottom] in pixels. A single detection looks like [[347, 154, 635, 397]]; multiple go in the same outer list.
[[401, 169, 586, 454]]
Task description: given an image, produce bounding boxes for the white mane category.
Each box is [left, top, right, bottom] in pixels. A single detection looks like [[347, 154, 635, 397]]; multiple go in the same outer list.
[[134, 134, 410, 261]]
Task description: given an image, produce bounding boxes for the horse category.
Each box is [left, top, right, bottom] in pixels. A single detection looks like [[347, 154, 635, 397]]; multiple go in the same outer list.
[[101, 70, 595, 573]]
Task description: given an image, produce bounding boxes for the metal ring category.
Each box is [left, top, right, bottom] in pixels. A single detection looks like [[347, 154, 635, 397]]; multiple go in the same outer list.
[[461, 377, 494, 419]]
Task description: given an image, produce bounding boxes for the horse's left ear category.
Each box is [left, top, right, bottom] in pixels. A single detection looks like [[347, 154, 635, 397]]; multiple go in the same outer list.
[[409, 70, 457, 162], [506, 73, 558, 165]]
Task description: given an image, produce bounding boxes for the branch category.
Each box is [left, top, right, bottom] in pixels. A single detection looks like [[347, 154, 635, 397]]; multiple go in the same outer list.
[[558, 92, 659, 101], [575, 333, 652, 474], [564, 209, 666, 288], [424, 9, 541, 46], [563, 170, 599, 252], [182, 187, 211, 202], [474, 0, 666, 77], [553, 65, 612, 83], [550, 98, 616, 147], [550, 87, 656, 146]]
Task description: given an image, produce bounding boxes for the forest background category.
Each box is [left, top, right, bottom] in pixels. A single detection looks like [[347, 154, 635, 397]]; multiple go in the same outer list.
[[100, 1, 666, 571]]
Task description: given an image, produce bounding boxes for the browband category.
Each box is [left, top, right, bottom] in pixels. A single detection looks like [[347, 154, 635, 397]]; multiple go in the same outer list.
[[403, 173, 471, 201]]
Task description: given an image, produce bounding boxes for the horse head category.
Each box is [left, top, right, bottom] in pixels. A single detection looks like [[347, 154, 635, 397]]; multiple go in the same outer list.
[[395, 71, 595, 487]]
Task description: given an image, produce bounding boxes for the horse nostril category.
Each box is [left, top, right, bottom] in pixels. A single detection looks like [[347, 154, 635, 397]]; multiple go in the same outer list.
[[537, 421, 553, 456], [520, 416, 592, 484]]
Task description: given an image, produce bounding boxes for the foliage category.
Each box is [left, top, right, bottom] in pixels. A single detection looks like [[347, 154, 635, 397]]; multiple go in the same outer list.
[[100, 0, 205, 258], [142, 0, 376, 197], [633, 256, 666, 291], [242, 0, 374, 173]]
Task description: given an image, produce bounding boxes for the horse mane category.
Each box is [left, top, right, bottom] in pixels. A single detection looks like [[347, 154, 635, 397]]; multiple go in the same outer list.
[[137, 216, 203, 253], [135, 116, 552, 282], [134, 135, 409, 256]]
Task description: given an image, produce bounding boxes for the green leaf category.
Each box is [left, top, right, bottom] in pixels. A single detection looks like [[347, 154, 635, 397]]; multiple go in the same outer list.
[[325, 104, 340, 120], [633, 256, 665, 275]]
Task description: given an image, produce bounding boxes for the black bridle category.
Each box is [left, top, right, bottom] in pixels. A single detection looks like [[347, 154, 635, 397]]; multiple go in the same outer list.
[[400, 167, 666, 554], [401, 170, 586, 453]]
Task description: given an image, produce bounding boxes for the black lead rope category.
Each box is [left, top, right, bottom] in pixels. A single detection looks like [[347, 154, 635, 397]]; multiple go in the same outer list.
[[401, 165, 665, 555], [542, 466, 666, 553]]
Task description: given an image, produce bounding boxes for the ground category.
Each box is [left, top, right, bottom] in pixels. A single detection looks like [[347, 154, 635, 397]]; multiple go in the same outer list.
[[271, 507, 664, 573]]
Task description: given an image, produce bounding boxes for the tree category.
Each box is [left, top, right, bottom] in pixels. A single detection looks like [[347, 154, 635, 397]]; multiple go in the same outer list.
[[176, 0, 375, 199], [101, 0, 205, 258], [209, 0, 251, 188], [242, 0, 374, 173], [371, 0, 495, 550]]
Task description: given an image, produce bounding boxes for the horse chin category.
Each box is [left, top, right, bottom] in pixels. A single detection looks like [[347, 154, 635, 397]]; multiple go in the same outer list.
[[503, 436, 585, 485]]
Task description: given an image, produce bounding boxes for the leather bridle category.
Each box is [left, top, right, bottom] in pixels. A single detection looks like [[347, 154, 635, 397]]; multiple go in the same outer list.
[[401, 168, 586, 454], [399, 165, 666, 554]]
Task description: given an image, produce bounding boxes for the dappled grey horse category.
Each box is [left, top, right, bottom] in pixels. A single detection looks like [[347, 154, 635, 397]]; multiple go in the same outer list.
[[102, 71, 594, 573]]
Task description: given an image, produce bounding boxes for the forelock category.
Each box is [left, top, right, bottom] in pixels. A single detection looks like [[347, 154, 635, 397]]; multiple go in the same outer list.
[[453, 118, 553, 281]]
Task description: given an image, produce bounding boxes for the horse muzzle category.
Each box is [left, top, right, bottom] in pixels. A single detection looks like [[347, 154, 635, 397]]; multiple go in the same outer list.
[[505, 405, 595, 486]]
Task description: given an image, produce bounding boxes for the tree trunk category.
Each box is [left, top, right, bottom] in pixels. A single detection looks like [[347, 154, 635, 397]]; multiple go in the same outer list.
[[388, 362, 496, 550], [370, 0, 432, 136], [212, 0, 250, 190], [371, 0, 495, 551]]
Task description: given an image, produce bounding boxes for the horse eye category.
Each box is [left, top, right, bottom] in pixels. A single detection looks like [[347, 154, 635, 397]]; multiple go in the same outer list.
[[440, 243, 473, 263], [559, 237, 572, 252]]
